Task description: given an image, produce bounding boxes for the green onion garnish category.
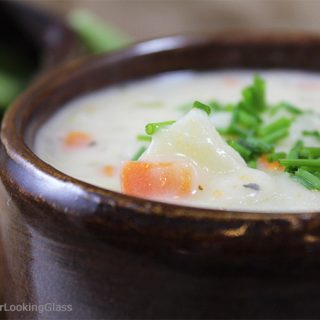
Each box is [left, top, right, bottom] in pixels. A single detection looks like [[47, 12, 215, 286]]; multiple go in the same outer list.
[[258, 117, 291, 137], [224, 103, 236, 112], [241, 75, 266, 113], [299, 147, 320, 159], [193, 101, 211, 115], [280, 159, 320, 169], [228, 140, 252, 161], [217, 127, 230, 135], [145, 120, 176, 135], [228, 125, 253, 137], [131, 146, 147, 161], [267, 152, 287, 162], [288, 140, 304, 159], [302, 130, 320, 142], [136, 134, 152, 142], [248, 159, 257, 169], [294, 168, 320, 190], [261, 127, 289, 144], [269, 102, 303, 116], [237, 109, 261, 128], [207, 100, 224, 112], [238, 137, 273, 154], [292, 174, 314, 189], [313, 171, 320, 179], [138, 75, 320, 192]]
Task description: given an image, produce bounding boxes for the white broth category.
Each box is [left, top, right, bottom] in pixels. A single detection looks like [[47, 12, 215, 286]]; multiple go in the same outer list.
[[34, 71, 320, 212]]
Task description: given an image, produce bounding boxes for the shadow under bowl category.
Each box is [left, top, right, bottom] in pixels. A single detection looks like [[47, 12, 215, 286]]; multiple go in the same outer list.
[[1, 33, 320, 319]]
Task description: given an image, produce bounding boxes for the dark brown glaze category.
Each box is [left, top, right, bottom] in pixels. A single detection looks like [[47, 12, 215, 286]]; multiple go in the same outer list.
[[0, 2, 76, 319], [1, 33, 320, 319]]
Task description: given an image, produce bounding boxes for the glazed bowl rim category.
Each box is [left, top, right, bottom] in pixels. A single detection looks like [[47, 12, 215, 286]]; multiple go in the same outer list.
[[2, 32, 320, 224]]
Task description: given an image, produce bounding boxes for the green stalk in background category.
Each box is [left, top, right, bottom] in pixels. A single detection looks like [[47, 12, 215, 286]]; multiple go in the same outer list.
[[68, 9, 133, 54], [0, 71, 28, 117]]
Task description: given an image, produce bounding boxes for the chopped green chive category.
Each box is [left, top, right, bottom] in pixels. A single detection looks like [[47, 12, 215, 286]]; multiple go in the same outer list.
[[288, 140, 304, 159], [258, 117, 291, 136], [228, 140, 252, 161], [131, 146, 147, 161], [299, 147, 320, 159], [302, 130, 320, 142], [193, 101, 211, 115], [207, 100, 224, 112], [238, 137, 273, 154], [280, 159, 320, 169], [248, 159, 257, 169], [217, 127, 230, 135], [313, 171, 320, 179], [179, 100, 234, 114], [241, 75, 266, 113], [261, 127, 289, 144], [267, 152, 287, 162], [138, 75, 319, 192], [224, 103, 236, 112], [145, 120, 176, 135], [228, 124, 254, 137], [237, 109, 261, 128], [292, 174, 314, 189], [136, 134, 152, 142], [294, 168, 320, 190], [269, 102, 303, 116]]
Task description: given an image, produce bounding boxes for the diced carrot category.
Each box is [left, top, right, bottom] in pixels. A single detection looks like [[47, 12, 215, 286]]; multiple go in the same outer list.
[[102, 165, 115, 177], [121, 161, 194, 199], [259, 155, 285, 171], [64, 131, 92, 148]]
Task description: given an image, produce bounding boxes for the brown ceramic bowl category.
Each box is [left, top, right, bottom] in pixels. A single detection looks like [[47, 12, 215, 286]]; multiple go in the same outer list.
[[0, 2, 77, 318], [1, 33, 320, 319]]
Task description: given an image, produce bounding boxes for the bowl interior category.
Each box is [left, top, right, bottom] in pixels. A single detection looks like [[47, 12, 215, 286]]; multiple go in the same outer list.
[[9, 34, 320, 216], [2, 34, 320, 272]]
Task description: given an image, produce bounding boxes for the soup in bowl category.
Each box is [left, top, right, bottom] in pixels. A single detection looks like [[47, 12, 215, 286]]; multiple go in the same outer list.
[[2, 34, 320, 319], [35, 70, 320, 212]]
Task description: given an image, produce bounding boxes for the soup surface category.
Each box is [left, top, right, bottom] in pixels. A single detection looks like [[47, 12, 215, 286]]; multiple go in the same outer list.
[[35, 71, 320, 212]]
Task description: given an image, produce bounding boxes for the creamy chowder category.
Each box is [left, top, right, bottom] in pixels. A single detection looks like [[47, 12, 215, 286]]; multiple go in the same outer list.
[[34, 71, 320, 212]]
